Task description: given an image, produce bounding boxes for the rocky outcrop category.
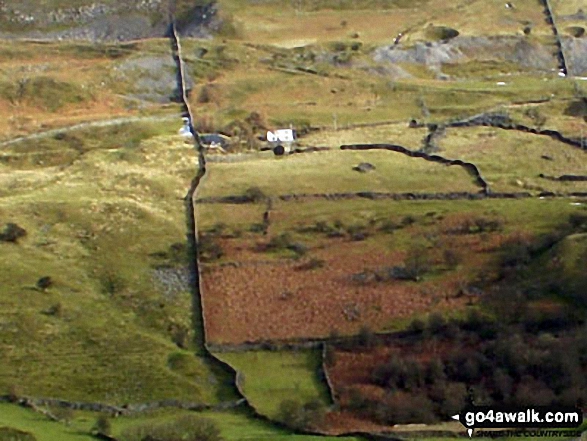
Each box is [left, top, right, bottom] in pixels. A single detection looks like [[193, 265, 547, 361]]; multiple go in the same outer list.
[[374, 36, 558, 75], [0, 1, 219, 42]]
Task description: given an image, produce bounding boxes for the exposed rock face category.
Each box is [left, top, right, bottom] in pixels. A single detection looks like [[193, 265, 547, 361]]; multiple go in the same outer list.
[[0, 1, 220, 42], [374, 36, 560, 76], [564, 38, 587, 75], [353, 162, 376, 173], [0, 1, 161, 26]]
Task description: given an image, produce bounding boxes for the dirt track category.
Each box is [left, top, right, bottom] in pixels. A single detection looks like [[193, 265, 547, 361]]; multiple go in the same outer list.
[[0, 114, 179, 148]]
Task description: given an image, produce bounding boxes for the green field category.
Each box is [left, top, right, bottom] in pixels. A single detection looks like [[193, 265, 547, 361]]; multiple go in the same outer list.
[[198, 149, 480, 198], [0, 404, 363, 441], [438, 127, 587, 193], [214, 350, 331, 418]]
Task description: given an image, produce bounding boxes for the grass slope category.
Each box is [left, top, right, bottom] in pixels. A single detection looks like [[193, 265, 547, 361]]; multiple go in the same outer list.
[[198, 150, 480, 198], [0, 122, 236, 404], [0, 404, 364, 441], [214, 350, 330, 418]]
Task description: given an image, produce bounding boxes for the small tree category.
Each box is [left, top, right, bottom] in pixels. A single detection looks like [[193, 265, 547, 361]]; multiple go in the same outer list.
[[277, 399, 326, 430], [0, 427, 37, 441], [52, 407, 74, 426], [277, 399, 308, 430], [324, 344, 336, 367], [357, 325, 376, 349], [427, 312, 446, 335], [243, 186, 267, 203], [403, 244, 431, 281], [443, 248, 462, 269], [170, 324, 189, 349], [44, 302, 62, 317], [0, 223, 27, 243], [408, 317, 426, 334], [92, 414, 111, 436], [36, 276, 53, 291]]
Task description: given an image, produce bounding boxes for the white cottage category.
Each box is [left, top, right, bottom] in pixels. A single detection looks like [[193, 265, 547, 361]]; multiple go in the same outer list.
[[267, 129, 296, 143], [178, 117, 192, 137]]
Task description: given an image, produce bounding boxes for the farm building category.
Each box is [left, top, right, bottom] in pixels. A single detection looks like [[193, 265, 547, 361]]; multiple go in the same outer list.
[[201, 133, 230, 150], [266, 129, 297, 154], [178, 117, 192, 137]]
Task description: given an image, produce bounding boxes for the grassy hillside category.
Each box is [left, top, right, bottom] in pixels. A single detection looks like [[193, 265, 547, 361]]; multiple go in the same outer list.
[[0, 0, 585, 435], [214, 350, 330, 419], [0, 404, 363, 441], [197, 149, 480, 198], [0, 121, 237, 403], [0, 39, 180, 140]]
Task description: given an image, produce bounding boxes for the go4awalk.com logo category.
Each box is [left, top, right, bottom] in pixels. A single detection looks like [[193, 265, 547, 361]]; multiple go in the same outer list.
[[452, 406, 583, 437]]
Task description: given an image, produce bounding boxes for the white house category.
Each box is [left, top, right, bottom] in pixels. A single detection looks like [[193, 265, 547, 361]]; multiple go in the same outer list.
[[267, 129, 295, 143], [178, 117, 192, 137]]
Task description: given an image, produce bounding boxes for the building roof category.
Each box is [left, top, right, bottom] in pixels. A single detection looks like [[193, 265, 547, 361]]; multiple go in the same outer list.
[[200, 133, 230, 147]]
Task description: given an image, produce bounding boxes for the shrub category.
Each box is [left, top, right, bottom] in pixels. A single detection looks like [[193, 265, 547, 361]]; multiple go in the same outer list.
[[347, 387, 369, 412], [378, 219, 400, 233], [100, 271, 126, 296], [323, 344, 336, 368], [92, 415, 111, 436], [408, 317, 426, 334], [449, 217, 502, 235], [374, 392, 437, 425], [403, 245, 431, 281], [249, 223, 266, 233], [426, 357, 446, 384], [243, 186, 267, 203], [193, 115, 217, 133], [197, 84, 217, 104], [43, 303, 62, 317], [168, 242, 189, 264], [438, 382, 468, 417], [330, 41, 348, 52], [500, 235, 533, 269], [372, 356, 424, 391], [215, 11, 244, 39], [401, 215, 416, 226], [0, 427, 37, 441], [265, 233, 307, 257], [565, 26, 585, 38], [277, 399, 326, 430], [443, 248, 462, 269], [357, 325, 376, 348], [267, 233, 292, 250], [0, 223, 27, 243], [523, 107, 547, 129], [7, 385, 19, 403], [52, 407, 74, 425], [568, 212, 587, 231], [36, 276, 53, 291], [7, 77, 89, 111], [295, 258, 325, 271], [199, 234, 223, 262], [427, 312, 446, 335], [170, 324, 190, 349], [425, 25, 460, 41], [514, 377, 556, 406], [244, 111, 268, 132], [120, 415, 222, 441], [492, 368, 514, 402]]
